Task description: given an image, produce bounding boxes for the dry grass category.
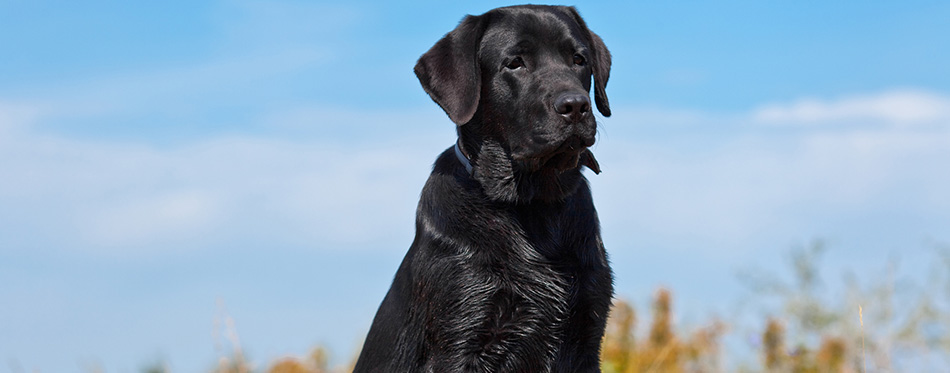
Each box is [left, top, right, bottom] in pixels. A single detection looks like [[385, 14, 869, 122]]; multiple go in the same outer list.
[[142, 241, 949, 373], [600, 289, 724, 373]]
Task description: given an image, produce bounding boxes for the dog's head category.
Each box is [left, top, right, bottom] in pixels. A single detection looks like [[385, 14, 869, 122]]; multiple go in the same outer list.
[[415, 5, 611, 203]]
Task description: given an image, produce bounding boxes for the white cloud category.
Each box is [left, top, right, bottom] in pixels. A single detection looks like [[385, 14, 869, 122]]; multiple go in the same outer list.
[[2, 88, 948, 258], [82, 190, 223, 247], [0, 101, 40, 136], [751, 89, 950, 126], [0, 102, 453, 255], [595, 90, 950, 256], [23, 48, 326, 123]]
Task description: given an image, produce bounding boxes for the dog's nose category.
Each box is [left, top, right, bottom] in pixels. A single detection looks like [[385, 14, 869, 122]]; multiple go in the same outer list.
[[554, 92, 591, 122]]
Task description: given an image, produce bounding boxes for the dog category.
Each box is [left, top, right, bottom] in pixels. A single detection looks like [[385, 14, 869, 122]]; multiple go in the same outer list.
[[354, 5, 613, 372]]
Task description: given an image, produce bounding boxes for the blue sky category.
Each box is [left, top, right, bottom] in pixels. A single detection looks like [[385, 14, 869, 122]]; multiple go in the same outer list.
[[2, 0, 949, 371]]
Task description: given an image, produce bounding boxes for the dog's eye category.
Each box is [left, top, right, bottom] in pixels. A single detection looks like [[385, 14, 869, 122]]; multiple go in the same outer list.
[[506, 57, 525, 70], [573, 54, 586, 66]]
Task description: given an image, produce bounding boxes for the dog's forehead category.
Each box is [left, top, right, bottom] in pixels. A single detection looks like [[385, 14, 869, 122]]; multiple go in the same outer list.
[[480, 7, 587, 54]]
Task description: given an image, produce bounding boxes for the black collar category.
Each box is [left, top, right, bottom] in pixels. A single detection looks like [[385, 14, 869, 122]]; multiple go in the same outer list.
[[454, 140, 473, 174]]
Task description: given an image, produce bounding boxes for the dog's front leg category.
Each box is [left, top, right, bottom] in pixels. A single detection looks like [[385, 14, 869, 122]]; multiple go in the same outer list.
[[553, 267, 613, 372]]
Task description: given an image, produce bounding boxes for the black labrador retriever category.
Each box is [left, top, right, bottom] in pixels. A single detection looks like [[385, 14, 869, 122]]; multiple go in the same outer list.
[[354, 5, 613, 372]]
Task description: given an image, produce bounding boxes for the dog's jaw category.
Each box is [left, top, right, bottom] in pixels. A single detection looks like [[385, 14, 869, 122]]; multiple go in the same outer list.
[[470, 138, 596, 203], [518, 134, 600, 175]]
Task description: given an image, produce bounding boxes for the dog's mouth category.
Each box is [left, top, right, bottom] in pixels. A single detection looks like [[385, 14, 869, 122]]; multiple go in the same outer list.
[[522, 135, 600, 174]]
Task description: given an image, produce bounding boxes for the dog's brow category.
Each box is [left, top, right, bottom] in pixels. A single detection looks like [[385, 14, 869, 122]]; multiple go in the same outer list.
[[505, 41, 535, 55]]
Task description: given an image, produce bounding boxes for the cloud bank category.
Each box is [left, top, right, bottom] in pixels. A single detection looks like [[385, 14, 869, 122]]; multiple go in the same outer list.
[[752, 89, 950, 126], [1, 89, 948, 258]]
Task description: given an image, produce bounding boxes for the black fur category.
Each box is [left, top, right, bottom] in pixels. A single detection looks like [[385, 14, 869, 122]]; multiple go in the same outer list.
[[354, 5, 613, 372]]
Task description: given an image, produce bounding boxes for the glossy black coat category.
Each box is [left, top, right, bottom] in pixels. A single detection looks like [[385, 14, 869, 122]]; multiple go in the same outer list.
[[355, 5, 613, 372]]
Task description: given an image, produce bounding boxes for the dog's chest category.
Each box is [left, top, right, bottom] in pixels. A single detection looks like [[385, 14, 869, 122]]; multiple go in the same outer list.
[[483, 205, 595, 316]]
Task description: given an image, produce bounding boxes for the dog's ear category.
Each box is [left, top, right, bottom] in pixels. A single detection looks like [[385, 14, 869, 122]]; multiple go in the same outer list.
[[414, 15, 487, 126], [588, 30, 612, 117], [566, 7, 611, 117]]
